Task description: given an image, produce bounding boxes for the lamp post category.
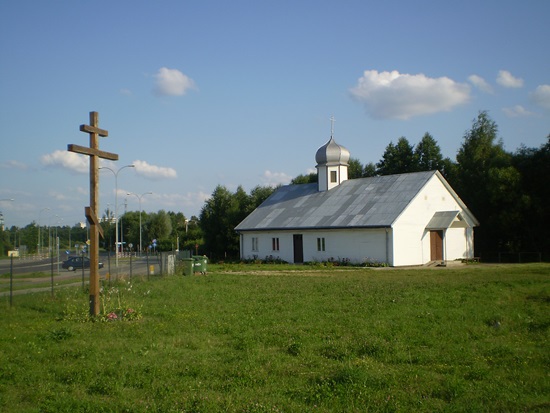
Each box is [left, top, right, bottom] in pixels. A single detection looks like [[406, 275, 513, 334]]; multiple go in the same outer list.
[[127, 191, 152, 256], [48, 214, 59, 255], [38, 207, 50, 256], [100, 164, 134, 276]]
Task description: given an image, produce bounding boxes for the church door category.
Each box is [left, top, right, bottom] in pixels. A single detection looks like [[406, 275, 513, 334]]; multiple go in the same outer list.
[[430, 230, 443, 261], [293, 234, 304, 264]]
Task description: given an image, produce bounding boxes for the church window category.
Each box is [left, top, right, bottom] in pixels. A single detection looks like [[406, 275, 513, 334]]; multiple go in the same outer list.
[[317, 237, 325, 251], [330, 170, 337, 183], [252, 237, 258, 251], [272, 237, 280, 251]]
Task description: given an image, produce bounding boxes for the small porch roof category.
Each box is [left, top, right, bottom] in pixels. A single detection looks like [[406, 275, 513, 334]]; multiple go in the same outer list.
[[426, 211, 473, 230]]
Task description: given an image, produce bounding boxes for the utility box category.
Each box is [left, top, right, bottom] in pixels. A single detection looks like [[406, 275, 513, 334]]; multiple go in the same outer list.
[[182, 258, 193, 276], [192, 255, 208, 274]]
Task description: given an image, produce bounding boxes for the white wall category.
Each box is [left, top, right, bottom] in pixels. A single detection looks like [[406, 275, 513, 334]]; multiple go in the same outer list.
[[445, 227, 474, 260], [393, 174, 473, 265], [240, 228, 391, 265]]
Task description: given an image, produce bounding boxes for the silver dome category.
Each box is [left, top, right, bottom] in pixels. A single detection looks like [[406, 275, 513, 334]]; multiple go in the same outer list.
[[315, 137, 350, 165]]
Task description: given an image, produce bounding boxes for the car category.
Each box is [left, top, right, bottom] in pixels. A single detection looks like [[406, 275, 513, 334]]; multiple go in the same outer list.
[[62, 256, 104, 271]]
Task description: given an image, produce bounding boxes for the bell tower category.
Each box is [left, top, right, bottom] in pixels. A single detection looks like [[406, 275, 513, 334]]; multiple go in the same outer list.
[[315, 117, 350, 192]]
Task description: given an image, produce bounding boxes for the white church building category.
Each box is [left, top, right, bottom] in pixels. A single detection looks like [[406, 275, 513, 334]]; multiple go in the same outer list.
[[235, 136, 479, 266]]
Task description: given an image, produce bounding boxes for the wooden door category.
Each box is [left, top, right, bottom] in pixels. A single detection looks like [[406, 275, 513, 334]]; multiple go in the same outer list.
[[430, 230, 443, 261], [293, 234, 304, 264]]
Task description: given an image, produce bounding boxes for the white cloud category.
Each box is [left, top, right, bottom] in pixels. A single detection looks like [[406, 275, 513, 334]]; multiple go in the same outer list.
[[119, 88, 132, 96], [48, 190, 72, 202], [1, 160, 28, 170], [133, 160, 177, 180], [349, 70, 470, 120], [502, 105, 535, 118], [468, 74, 493, 93], [496, 70, 524, 88], [153, 67, 195, 96], [41, 150, 88, 173], [530, 84, 550, 111], [260, 170, 292, 187]]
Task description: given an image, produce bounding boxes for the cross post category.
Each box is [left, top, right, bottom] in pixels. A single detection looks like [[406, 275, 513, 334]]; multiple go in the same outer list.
[[68, 111, 119, 316]]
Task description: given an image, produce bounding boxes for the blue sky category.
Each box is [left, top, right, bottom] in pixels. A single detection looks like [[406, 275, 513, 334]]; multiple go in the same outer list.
[[1, 0, 549, 228]]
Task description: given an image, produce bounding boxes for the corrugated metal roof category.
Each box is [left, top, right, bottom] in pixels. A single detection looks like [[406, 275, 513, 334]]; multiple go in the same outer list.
[[235, 171, 437, 231]]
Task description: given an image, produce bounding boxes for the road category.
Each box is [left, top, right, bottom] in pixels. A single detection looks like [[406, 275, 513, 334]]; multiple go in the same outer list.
[[0, 253, 163, 290]]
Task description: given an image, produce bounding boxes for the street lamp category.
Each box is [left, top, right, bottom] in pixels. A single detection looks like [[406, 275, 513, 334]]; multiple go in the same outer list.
[[127, 191, 153, 257], [38, 207, 50, 256], [48, 214, 59, 255], [100, 164, 135, 275]]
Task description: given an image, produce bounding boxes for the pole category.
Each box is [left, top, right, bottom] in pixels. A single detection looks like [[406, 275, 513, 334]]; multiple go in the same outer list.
[[127, 192, 152, 257], [50, 247, 54, 298], [10, 254, 13, 307], [100, 165, 134, 280], [81, 250, 85, 291]]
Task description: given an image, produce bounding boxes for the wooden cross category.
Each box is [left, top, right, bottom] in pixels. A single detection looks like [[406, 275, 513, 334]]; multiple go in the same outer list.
[[68, 112, 119, 316]]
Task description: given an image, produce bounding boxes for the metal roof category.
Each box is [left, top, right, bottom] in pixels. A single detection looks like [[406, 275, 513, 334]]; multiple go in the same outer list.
[[315, 137, 350, 166], [236, 170, 442, 231], [426, 211, 472, 229]]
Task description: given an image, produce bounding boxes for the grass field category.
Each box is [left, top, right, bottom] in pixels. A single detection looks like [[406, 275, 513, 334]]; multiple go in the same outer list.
[[0, 263, 548, 412]]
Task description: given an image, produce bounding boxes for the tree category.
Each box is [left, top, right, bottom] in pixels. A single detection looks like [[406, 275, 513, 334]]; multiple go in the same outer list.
[[455, 111, 518, 254], [376, 137, 416, 175], [200, 185, 276, 260], [145, 210, 173, 250], [362, 162, 377, 177], [348, 157, 364, 179], [200, 185, 238, 259], [291, 172, 317, 184], [249, 186, 276, 212], [120, 211, 140, 252], [414, 132, 444, 172], [512, 135, 550, 252]]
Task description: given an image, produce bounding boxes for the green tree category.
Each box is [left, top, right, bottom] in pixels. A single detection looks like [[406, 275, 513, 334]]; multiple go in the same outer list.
[[376, 137, 416, 175], [200, 185, 239, 259], [348, 157, 364, 179], [415, 132, 445, 172], [362, 162, 377, 177], [512, 135, 550, 252], [120, 211, 140, 252], [145, 210, 173, 250], [200, 185, 276, 260], [291, 172, 317, 184], [248, 186, 276, 215], [455, 111, 518, 254]]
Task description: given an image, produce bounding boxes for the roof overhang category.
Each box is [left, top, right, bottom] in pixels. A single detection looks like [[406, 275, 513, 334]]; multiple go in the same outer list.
[[425, 211, 473, 230], [235, 225, 391, 233]]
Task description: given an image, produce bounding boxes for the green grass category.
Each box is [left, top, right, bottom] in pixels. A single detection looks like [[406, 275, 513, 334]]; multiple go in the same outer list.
[[0, 272, 85, 292], [0, 264, 548, 412]]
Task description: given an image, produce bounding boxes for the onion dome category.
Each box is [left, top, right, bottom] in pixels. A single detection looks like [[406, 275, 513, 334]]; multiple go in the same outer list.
[[315, 137, 350, 166]]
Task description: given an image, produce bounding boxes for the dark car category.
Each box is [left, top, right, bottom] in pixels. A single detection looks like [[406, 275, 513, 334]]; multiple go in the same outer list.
[[62, 256, 104, 271]]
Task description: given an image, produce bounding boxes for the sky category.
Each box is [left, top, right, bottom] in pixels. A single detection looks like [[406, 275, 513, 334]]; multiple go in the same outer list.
[[1, 0, 549, 228]]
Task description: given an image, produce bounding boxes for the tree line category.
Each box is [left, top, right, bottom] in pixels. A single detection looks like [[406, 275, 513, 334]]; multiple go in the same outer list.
[[1, 111, 548, 261]]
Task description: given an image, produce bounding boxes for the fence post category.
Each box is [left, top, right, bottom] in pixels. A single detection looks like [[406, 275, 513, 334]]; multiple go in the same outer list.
[[10, 254, 14, 307]]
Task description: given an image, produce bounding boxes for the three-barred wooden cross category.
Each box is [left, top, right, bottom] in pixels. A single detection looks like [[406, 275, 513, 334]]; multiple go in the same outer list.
[[68, 112, 118, 316]]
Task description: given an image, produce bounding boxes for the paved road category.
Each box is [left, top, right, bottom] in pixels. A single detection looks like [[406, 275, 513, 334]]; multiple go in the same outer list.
[[0, 254, 164, 296]]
